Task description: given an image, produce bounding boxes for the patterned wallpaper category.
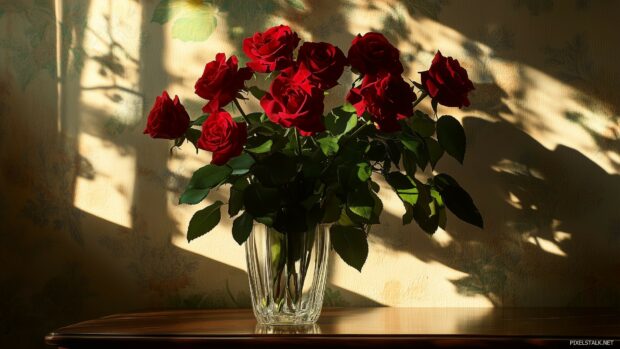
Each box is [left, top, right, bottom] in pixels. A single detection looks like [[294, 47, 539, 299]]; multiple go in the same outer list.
[[1, 0, 619, 347]]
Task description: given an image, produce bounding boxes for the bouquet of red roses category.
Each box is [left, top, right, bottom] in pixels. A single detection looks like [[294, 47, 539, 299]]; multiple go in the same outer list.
[[144, 25, 482, 271]]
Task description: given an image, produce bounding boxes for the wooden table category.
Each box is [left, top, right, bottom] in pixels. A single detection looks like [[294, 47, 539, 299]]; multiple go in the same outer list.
[[46, 307, 620, 348]]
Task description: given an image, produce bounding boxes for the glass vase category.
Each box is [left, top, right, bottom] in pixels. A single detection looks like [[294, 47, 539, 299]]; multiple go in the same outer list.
[[245, 224, 330, 325]]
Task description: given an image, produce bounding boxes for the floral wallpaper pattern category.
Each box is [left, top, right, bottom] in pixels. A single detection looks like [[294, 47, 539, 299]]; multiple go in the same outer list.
[[1, 0, 619, 347]]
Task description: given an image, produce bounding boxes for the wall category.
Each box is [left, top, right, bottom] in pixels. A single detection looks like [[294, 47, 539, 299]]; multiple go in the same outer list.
[[1, 0, 619, 347]]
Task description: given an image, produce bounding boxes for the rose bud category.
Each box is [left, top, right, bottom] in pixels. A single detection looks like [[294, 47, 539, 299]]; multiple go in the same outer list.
[[143, 91, 190, 139], [346, 71, 416, 132], [195, 53, 253, 113], [420, 51, 475, 108], [243, 25, 300, 73], [347, 32, 403, 75]]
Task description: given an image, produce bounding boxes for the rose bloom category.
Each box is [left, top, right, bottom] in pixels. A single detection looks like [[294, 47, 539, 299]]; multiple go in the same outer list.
[[347, 32, 403, 75], [197, 109, 247, 165], [243, 25, 300, 73], [195, 53, 253, 113], [143, 91, 190, 139], [296, 42, 348, 90], [346, 72, 416, 132], [420, 51, 475, 108], [260, 69, 325, 136]]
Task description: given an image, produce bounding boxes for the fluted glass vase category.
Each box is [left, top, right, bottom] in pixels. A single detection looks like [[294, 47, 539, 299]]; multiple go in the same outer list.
[[245, 224, 330, 325]]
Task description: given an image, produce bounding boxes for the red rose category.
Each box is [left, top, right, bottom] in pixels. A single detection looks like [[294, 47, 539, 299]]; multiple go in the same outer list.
[[197, 109, 247, 165], [420, 51, 475, 108], [143, 91, 190, 139], [243, 25, 300, 73], [195, 53, 253, 113], [296, 42, 348, 90], [347, 32, 403, 75], [346, 72, 416, 132], [260, 70, 325, 135]]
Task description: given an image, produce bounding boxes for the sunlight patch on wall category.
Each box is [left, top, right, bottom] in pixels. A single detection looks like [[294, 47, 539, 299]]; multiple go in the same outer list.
[[78, 0, 144, 134], [72, 0, 143, 229], [74, 133, 136, 229], [330, 243, 493, 307]]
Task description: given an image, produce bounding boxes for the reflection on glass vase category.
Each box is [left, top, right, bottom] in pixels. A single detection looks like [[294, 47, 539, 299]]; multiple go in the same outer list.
[[245, 224, 330, 325]]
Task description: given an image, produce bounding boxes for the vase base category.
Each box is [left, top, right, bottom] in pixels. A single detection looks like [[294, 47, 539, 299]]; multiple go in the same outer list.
[[254, 312, 320, 326], [255, 323, 321, 334]]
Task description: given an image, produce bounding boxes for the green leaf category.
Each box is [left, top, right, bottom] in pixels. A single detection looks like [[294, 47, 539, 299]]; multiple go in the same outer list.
[[434, 174, 483, 228], [179, 188, 210, 205], [185, 128, 201, 141], [356, 163, 372, 182], [436, 115, 466, 163], [228, 177, 249, 216], [184, 128, 202, 152], [187, 201, 223, 242], [253, 152, 297, 187], [406, 183, 439, 234], [243, 183, 281, 217], [246, 139, 273, 154], [227, 152, 255, 175], [370, 191, 383, 224], [409, 110, 435, 137], [188, 164, 232, 190], [430, 187, 447, 230], [341, 103, 356, 113], [425, 137, 444, 168], [330, 225, 368, 272], [402, 149, 417, 177], [321, 195, 342, 223], [412, 199, 440, 234], [325, 107, 358, 137], [401, 134, 428, 170], [255, 215, 275, 226], [170, 5, 217, 42], [301, 150, 326, 179], [347, 187, 375, 222], [190, 114, 208, 126], [318, 136, 339, 156], [245, 112, 264, 126], [232, 211, 253, 245], [248, 86, 266, 100], [337, 210, 355, 226], [385, 172, 419, 207]]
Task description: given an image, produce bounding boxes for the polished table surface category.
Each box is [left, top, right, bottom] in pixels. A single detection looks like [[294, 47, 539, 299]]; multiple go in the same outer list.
[[46, 307, 620, 348]]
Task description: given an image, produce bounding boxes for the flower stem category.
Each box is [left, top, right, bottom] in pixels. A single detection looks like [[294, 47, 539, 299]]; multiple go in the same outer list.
[[348, 121, 372, 140], [233, 98, 251, 124], [293, 128, 303, 157], [412, 89, 429, 109]]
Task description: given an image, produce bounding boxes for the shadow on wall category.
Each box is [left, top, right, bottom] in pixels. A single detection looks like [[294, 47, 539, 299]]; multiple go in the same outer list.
[[364, 0, 620, 306], [373, 117, 620, 306]]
